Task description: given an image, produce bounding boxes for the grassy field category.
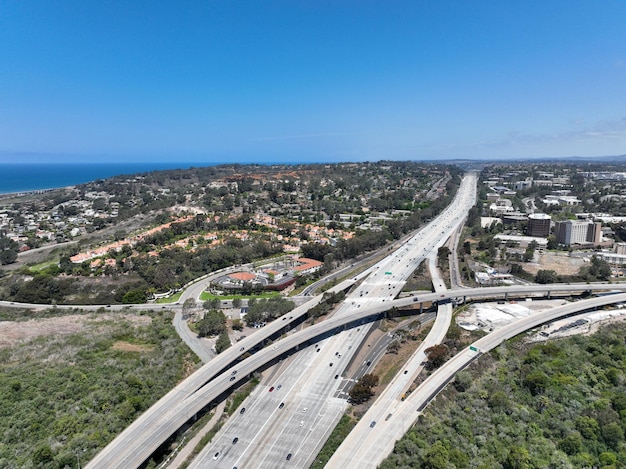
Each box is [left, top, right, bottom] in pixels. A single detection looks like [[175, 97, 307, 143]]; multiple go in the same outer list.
[[0, 309, 197, 468]]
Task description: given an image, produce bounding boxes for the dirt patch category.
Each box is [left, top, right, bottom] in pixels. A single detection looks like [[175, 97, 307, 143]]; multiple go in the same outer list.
[[111, 340, 155, 353], [0, 313, 152, 349], [523, 251, 586, 276]]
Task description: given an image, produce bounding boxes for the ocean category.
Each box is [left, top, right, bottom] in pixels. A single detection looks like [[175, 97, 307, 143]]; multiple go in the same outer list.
[[0, 162, 206, 195]]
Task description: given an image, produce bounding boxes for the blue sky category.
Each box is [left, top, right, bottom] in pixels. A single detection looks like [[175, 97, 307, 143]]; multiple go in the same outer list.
[[1, 1, 625, 164]]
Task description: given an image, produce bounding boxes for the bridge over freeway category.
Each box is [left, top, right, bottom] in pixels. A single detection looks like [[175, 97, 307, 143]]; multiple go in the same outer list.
[[86, 282, 626, 468]]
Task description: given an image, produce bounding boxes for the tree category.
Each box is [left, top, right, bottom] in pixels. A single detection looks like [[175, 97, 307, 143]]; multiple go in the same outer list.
[[197, 310, 227, 337], [360, 373, 379, 388], [182, 298, 196, 318], [437, 246, 450, 263], [386, 340, 400, 354], [203, 297, 221, 310], [0, 234, 18, 265], [424, 344, 449, 369], [232, 297, 242, 309], [503, 446, 530, 469], [122, 289, 147, 304], [422, 441, 449, 469], [348, 374, 379, 404], [462, 241, 471, 254], [535, 269, 558, 284], [231, 319, 243, 331], [348, 382, 374, 404], [523, 240, 538, 262], [589, 256, 611, 281], [215, 331, 231, 354]]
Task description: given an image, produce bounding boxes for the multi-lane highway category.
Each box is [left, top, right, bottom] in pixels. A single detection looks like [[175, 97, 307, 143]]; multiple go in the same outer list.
[[327, 292, 626, 468], [188, 173, 479, 468], [85, 173, 476, 468], [86, 169, 626, 469], [85, 285, 626, 467]]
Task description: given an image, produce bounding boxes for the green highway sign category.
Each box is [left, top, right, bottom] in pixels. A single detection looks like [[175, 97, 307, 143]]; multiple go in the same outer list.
[[469, 346, 478, 352]]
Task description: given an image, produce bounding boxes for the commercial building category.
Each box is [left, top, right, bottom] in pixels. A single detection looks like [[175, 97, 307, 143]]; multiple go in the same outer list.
[[554, 220, 602, 246], [527, 213, 551, 237]]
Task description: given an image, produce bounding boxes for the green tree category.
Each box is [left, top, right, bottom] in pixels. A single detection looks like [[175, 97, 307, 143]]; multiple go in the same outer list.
[[215, 331, 232, 354], [0, 234, 19, 265], [182, 298, 196, 318], [503, 446, 530, 469], [422, 441, 449, 469], [535, 269, 558, 284], [197, 310, 227, 337], [122, 289, 147, 304], [601, 422, 624, 449]]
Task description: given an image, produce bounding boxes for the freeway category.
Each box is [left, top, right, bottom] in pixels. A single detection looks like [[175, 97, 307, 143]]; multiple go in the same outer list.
[[85, 285, 626, 466], [327, 292, 626, 468], [87, 173, 478, 468], [85, 170, 626, 468], [189, 173, 479, 468]]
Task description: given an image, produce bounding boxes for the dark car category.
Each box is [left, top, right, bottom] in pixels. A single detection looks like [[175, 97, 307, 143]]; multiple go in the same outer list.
[[279, 402, 285, 409], [286, 453, 292, 461], [269, 386, 274, 392], [230, 376, 236, 381], [370, 421, 376, 428], [233, 437, 239, 444], [240, 407, 246, 415]]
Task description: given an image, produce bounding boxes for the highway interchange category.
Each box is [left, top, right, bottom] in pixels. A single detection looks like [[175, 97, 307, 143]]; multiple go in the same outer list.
[[10, 170, 622, 468], [186, 172, 479, 468]]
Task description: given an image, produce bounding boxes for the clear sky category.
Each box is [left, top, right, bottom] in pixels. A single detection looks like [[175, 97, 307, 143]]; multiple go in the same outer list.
[[1, 1, 625, 164]]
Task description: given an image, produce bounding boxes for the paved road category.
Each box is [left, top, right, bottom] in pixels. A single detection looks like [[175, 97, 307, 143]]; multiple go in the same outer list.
[[86, 171, 626, 468], [327, 292, 626, 468], [189, 173, 478, 468], [85, 281, 626, 468]]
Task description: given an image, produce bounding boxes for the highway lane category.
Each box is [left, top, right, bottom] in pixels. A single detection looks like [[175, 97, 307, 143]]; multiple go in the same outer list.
[[88, 172, 626, 468], [190, 173, 479, 467], [327, 292, 626, 468], [86, 284, 626, 469]]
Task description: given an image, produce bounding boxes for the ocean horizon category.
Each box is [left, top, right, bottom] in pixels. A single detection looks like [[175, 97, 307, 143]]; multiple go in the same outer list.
[[0, 162, 213, 195]]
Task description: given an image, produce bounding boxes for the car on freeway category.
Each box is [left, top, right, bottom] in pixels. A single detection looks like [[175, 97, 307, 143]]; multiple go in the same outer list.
[[303, 407, 308, 413], [240, 407, 246, 414], [213, 452, 220, 460], [299, 421, 304, 427], [286, 453, 292, 460], [269, 386, 274, 392], [279, 402, 285, 409], [277, 384, 282, 390], [370, 421, 376, 428], [230, 376, 236, 381]]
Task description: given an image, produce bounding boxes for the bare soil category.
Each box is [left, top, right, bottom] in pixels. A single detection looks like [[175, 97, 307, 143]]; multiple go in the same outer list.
[[523, 251, 586, 276], [0, 313, 151, 349], [111, 340, 155, 353]]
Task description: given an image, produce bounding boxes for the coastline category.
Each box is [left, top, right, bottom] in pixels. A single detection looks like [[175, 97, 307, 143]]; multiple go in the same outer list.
[[0, 162, 204, 196]]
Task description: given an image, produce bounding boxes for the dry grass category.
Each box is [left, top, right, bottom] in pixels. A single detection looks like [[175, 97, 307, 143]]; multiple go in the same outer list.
[[0, 313, 151, 349], [111, 340, 154, 353]]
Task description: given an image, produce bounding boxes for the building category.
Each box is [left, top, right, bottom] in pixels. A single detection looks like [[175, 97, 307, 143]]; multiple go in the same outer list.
[[494, 234, 548, 249], [554, 220, 602, 246], [527, 213, 551, 237], [616, 242, 626, 255]]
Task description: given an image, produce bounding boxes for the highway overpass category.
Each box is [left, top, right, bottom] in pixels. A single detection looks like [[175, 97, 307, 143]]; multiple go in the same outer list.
[[86, 282, 626, 468]]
